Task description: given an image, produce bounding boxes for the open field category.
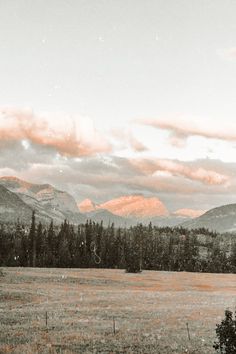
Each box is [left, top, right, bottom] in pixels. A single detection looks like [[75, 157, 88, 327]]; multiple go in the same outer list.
[[1, 268, 236, 353]]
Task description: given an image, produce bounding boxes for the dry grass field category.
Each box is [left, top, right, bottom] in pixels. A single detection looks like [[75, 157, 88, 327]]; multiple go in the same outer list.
[[1, 267, 236, 353]]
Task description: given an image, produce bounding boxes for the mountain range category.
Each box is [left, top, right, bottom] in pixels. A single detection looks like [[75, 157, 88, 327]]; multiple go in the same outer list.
[[0, 176, 236, 233], [79, 195, 169, 218], [78, 195, 205, 227]]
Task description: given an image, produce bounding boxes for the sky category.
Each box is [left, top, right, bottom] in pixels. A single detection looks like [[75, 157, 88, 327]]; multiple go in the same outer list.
[[0, 0, 236, 213]]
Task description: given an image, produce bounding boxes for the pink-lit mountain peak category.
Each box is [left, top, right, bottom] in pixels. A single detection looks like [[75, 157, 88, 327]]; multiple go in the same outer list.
[[100, 195, 169, 218], [79, 195, 169, 218], [78, 198, 97, 213], [78, 195, 169, 217], [173, 208, 206, 218], [0, 176, 33, 190], [0, 176, 57, 196]]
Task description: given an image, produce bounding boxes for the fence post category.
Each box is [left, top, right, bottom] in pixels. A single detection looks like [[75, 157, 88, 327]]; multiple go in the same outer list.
[[186, 322, 190, 341], [113, 317, 116, 335]]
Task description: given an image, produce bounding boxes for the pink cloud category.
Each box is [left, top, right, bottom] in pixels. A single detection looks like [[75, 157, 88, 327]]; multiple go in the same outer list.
[[130, 158, 230, 186], [110, 127, 148, 152], [129, 135, 148, 152], [222, 47, 236, 60], [138, 117, 236, 144], [0, 108, 111, 157]]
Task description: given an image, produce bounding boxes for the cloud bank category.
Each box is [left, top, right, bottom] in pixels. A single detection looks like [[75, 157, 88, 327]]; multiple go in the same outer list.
[[0, 107, 235, 212], [130, 158, 230, 186], [221, 47, 236, 60], [139, 117, 236, 146], [0, 108, 111, 157]]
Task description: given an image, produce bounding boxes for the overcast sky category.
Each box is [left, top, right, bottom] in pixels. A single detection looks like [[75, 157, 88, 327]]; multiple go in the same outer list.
[[0, 0, 236, 212]]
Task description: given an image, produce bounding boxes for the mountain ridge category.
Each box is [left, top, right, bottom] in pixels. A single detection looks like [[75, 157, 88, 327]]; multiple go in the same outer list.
[[78, 195, 169, 218], [0, 176, 86, 224], [0, 184, 50, 223], [182, 203, 236, 233]]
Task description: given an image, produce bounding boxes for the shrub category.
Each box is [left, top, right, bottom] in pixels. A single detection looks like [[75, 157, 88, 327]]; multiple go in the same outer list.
[[213, 309, 236, 353]]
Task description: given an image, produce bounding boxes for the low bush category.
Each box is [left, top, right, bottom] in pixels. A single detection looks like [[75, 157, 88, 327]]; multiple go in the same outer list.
[[213, 309, 236, 353]]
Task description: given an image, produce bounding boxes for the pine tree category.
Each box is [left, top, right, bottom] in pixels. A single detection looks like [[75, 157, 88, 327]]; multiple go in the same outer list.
[[124, 225, 142, 273], [230, 241, 236, 273], [36, 222, 43, 267], [29, 211, 36, 267], [85, 220, 92, 267], [46, 220, 55, 266], [57, 220, 71, 267]]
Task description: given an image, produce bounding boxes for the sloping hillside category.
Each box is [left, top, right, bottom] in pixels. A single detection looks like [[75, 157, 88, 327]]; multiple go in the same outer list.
[[0, 177, 86, 224], [0, 185, 39, 223], [182, 203, 236, 233]]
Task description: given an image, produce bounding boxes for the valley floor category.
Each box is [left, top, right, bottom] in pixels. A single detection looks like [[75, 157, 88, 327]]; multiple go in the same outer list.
[[1, 267, 236, 353]]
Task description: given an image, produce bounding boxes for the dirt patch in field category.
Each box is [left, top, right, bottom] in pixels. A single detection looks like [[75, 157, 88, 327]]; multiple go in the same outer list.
[[0, 290, 34, 304]]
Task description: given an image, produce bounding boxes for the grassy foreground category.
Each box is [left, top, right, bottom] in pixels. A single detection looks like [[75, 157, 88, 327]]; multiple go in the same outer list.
[[1, 267, 236, 353]]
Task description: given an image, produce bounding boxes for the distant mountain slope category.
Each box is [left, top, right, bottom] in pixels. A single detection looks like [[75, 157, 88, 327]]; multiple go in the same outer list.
[[86, 209, 131, 227], [144, 215, 189, 227], [0, 176, 86, 224], [85, 210, 190, 228], [0, 184, 38, 223], [182, 203, 236, 233]]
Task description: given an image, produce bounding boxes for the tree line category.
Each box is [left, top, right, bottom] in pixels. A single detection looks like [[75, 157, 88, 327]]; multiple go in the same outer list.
[[1, 211, 236, 273]]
